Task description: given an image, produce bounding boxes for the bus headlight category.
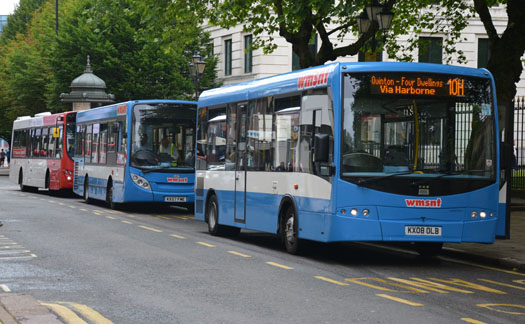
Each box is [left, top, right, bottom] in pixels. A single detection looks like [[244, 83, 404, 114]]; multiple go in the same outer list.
[[471, 211, 477, 218], [362, 209, 370, 216], [131, 173, 151, 191], [480, 211, 487, 218], [350, 208, 358, 216]]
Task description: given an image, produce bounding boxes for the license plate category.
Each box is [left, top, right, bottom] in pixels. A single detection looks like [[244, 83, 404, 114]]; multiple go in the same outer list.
[[405, 225, 442, 236], [165, 196, 186, 202]]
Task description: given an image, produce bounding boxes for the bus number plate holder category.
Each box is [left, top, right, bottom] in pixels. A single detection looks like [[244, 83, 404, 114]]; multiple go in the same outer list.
[[165, 196, 186, 202], [405, 226, 442, 236]]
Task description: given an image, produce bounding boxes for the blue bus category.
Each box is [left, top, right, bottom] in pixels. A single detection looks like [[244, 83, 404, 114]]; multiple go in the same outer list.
[[195, 62, 508, 255], [73, 100, 197, 210]]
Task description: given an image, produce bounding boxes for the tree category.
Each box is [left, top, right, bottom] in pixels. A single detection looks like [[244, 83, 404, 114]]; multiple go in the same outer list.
[[202, 0, 471, 68], [472, 0, 525, 124], [0, 0, 218, 140], [203, 0, 524, 131], [47, 0, 219, 109], [0, 0, 47, 44]]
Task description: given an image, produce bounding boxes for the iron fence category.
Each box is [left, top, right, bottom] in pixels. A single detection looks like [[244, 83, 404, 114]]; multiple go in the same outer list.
[[513, 96, 525, 190]]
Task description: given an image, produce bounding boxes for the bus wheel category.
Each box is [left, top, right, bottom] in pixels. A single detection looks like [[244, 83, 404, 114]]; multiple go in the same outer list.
[[106, 183, 118, 210], [282, 206, 301, 255], [83, 177, 90, 203], [414, 242, 443, 257], [19, 170, 27, 192], [206, 195, 221, 235], [206, 195, 240, 236]]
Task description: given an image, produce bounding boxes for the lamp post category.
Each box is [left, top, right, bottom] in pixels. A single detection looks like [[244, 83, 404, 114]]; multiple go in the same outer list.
[[189, 51, 206, 100], [356, 0, 394, 56]]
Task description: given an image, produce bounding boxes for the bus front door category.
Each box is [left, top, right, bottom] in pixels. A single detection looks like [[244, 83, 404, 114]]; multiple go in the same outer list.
[[234, 103, 247, 224]]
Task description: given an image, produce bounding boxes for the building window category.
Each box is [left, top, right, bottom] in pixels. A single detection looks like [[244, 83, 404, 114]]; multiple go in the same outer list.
[[478, 38, 490, 68], [292, 35, 317, 71], [358, 50, 383, 62], [224, 39, 232, 76], [418, 37, 442, 64], [244, 35, 253, 73]]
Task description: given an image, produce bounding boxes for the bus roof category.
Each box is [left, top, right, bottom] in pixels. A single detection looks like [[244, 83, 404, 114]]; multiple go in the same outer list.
[[198, 61, 493, 108], [76, 99, 196, 123], [12, 111, 67, 130]]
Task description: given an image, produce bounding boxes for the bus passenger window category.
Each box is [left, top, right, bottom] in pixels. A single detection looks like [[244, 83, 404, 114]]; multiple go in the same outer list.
[[92, 124, 100, 164], [57, 126, 63, 159], [99, 124, 107, 164], [117, 121, 127, 165], [33, 128, 42, 157], [85, 125, 92, 163], [48, 129, 56, 158]]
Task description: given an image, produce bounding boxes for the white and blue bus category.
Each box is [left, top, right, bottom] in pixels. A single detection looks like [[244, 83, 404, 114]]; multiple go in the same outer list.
[[73, 99, 197, 210], [195, 62, 508, 255]]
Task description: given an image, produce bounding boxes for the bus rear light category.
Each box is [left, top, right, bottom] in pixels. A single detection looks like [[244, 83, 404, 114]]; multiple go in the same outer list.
[[131, 173, 151, 191]]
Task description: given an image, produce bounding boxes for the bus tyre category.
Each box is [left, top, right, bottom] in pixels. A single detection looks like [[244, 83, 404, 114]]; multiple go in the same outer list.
[[207, 195, 222, 235], [282, 206, 301, 255], [206, 196, 240, 236], [414, 242, 443, 257], [106, 182, 118, 210], [19, 170, 27, 192], [83, 177, 91, 203]]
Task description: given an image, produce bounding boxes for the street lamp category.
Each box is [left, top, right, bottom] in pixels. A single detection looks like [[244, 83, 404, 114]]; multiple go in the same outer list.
[[356, 0, 394, 54], [189, 51, 206, 100]]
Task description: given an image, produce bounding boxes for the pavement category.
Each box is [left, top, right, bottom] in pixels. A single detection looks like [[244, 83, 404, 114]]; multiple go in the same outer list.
[[0, 165, 524, 323]]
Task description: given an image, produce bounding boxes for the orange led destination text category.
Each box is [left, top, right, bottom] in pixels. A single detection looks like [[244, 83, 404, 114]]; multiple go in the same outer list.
[[371, 75, 464, 97]]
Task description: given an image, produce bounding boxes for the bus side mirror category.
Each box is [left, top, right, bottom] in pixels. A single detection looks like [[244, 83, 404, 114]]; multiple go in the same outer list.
[[314, 133, 329, 163]]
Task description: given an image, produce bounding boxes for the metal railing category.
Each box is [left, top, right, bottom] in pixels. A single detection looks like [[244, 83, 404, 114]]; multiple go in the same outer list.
[[513, 97, 525, 190]]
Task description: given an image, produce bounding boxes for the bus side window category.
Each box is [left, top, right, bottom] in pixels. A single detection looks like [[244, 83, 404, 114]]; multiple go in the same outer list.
[[92, 123, 100, 164], [205, 108, 227, 170], [27, 129, 33, 158], [42, 128, 50, 158], [56, 126, 63, 159], [48, 127, 56, 158], [99, 124, 107, 164], [247, 98, 273, 171], [196, 108, 208, 170], [33, 128, 42, 157], [274, 95, 301, 172], [117, 120, 127, 165], [75, 125, 85, 158], [85, 124, 92, 163]]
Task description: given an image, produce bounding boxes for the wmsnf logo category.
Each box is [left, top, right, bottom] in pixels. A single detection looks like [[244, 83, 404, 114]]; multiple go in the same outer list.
[[405, 198, 442, 208]]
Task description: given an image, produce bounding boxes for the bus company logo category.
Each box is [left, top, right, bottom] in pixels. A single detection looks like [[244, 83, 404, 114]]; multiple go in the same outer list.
[[297, 69, 330, 90], [167, 175, 188, 183], [405, 198, 442, 208], [117, 105, 127, 115]]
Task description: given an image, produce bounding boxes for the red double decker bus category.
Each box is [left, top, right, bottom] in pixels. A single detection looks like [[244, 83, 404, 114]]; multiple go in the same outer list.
[[9, 111, 77, 193]]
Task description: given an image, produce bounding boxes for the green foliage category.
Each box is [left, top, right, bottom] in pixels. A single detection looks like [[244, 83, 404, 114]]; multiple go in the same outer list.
[[203, 0, 472, 67], [48, 0, 218, 108], [0, 0, 47, 44], [0, 0, 218, 140]]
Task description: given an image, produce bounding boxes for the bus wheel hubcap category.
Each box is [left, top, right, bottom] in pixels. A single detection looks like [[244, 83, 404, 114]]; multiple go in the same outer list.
[[285, 217, 295, 243]]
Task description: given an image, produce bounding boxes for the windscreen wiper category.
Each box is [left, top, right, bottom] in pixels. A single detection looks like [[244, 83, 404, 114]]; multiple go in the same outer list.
[[411, 169, 487, 186], [357, 170, 418, 185]]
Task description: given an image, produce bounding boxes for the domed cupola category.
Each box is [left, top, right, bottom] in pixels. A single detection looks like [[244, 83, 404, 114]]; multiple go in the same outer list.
[[60, 55, 115, 110]]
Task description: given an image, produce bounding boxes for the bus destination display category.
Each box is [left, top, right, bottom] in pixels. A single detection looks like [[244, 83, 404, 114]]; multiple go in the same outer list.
[[369, 74, 465, 97]]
